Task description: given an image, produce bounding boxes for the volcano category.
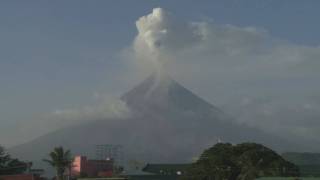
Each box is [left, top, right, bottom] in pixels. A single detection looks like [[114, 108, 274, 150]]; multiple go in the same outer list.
[[10, 74, 294, 169]]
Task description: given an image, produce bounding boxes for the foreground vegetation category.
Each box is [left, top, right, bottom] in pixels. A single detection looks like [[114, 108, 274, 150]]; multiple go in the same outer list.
[[181, 143, 299, 180], [0, 145, 28, 175], [43, 146, 72, 180], [1, 143, 304, 180]]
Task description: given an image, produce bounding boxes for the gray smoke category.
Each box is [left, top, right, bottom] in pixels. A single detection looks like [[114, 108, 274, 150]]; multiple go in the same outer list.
[[131, 8, 320, 144]]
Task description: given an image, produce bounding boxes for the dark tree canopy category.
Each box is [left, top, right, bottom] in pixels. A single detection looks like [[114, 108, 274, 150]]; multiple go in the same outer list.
[[0, 145, 28, 175], [182, 143, 299, 180]]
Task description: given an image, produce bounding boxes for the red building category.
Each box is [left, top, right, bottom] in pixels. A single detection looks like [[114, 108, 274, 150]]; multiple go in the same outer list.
[[0, 174, 43, 180], [71, 155, 113, 177]]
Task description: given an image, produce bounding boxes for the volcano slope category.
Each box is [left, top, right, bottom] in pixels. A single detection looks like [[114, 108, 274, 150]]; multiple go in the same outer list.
[[10, 75, 297, 166]]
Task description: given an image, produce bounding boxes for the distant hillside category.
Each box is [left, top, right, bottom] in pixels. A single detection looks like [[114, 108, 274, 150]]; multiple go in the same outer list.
[[282, 152, 320, 177], [282, 152, 320, 165]]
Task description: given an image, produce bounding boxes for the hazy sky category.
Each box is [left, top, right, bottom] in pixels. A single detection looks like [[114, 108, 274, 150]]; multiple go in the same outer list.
[[1, 0, 320, 147]]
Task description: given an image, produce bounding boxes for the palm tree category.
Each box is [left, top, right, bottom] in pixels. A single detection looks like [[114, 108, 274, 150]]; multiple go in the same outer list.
[[43, 146, 72, 180]]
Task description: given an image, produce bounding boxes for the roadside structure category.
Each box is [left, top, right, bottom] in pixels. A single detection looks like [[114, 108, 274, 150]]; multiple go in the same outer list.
[[71, 155, 113, 178]]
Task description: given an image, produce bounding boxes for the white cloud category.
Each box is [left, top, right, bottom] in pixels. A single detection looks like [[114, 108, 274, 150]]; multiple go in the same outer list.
[[131, 8, 320, 144], [13, 95, 131, 145], [49, 95, 131, 127], [52, 97, 130, 122], [133, 8, 202, 70]]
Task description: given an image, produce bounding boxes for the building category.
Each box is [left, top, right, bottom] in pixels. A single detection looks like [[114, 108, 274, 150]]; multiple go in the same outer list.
[[71, 155, 113, 178], [75, 163, 189, 180], [0, 174, 44, 180], [0, 166, 44, 180], [142, 163, 190, 176], [95, 144, 124, 166]]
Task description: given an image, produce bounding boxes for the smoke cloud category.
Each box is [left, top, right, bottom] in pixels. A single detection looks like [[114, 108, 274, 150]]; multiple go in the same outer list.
[[133, 8, 202, 70], [10, 7, 320, 148], [12, 95, 131, 146], [131, 8, 320, 144], [51, 97, 130, 123]]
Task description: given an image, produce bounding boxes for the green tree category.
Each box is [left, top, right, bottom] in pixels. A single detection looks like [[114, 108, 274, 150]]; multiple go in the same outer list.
[[235, 143, 299, 179], [0, 145, 28, 175], [196, 143, 239, 180], [182, 143, 299, 180], [43, 146, 72, 180]]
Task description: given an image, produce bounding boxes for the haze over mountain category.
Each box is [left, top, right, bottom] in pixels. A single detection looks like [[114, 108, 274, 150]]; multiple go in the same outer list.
[[10, 73, 300, 170], [2, 5, 320, 177], [1, 4, 320, 149]]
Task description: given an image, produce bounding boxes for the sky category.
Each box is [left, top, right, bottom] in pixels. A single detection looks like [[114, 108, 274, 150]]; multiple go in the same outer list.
[[1, 0, 320, 147]]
